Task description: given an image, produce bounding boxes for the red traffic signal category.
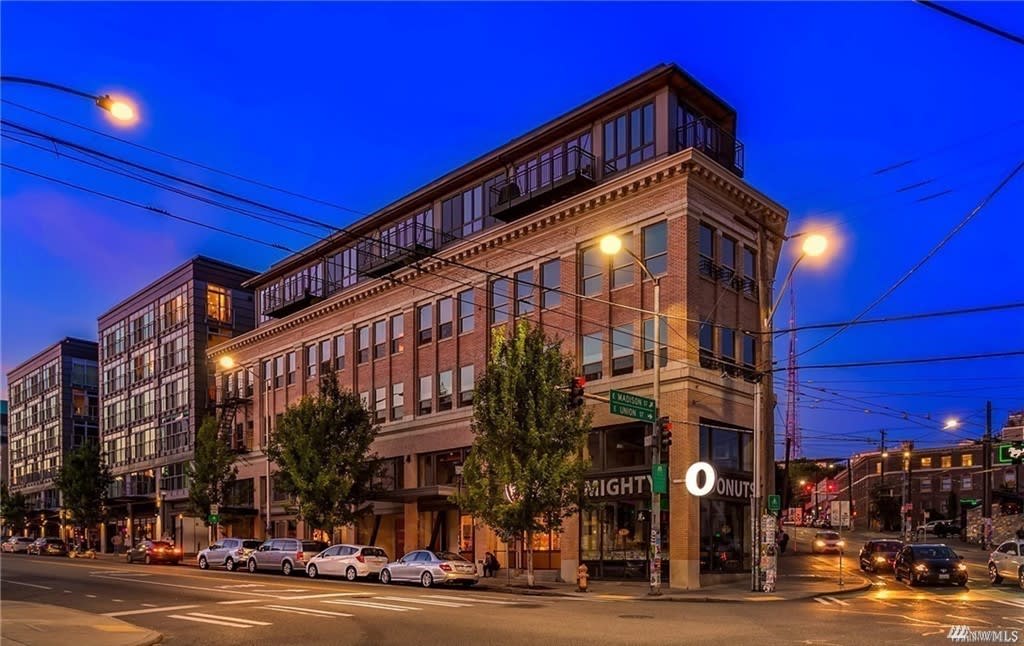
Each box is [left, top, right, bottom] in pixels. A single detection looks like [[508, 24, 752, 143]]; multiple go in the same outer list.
[[657, 416, 672, 451], [569, 377, 586, 409]]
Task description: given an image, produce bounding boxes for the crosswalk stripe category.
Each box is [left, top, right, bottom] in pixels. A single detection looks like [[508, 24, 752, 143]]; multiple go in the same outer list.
[[824, 596, 849, 606], [218, 599, 264, 605], [813, 597, 831, 605], [423, 594, 516, 605], [278, 592, 366, 600], [105, 605, 198, 617], [167, 614, 258, 628], [323, 599, 421, 612], [374, 595, 471, 608], [993, 598, 1024, 608], [264, 605, 354, 618], [187, 612, 271, 626]]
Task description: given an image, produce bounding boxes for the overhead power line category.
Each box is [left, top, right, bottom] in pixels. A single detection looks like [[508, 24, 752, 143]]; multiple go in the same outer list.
[[915, 1, 1024, 47], [767, 301, 1024, 335], [790, 350, 1024, 371]]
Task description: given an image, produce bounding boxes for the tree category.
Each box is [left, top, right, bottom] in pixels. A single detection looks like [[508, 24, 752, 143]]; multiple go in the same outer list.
[[187, 416, 238, 531], [457, 321, 592, 587], [55, 441, 113, 546], [267, 372, 379, 535], [1, 483, 32, 536]]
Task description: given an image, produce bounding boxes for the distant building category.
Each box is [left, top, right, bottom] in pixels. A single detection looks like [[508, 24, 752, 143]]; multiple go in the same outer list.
[[97, 256, 256, 553], [1, 400, 9, 489], [1001, 410, 1024, 442], [6, 338, 100, 536]]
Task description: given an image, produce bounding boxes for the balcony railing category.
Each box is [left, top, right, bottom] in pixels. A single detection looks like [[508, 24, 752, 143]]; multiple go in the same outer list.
[[677, 118, 744, 178], [356, 220, 448, 278], [263, 275, 324, 319], [488, 146, 606, 223]]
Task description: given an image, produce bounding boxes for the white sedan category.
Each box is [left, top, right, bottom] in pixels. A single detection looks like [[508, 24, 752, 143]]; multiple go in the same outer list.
[[306, 544, 389, 581]]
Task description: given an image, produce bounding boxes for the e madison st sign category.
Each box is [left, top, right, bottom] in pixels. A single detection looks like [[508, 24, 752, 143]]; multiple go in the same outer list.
[[585, 469, 752, 500]]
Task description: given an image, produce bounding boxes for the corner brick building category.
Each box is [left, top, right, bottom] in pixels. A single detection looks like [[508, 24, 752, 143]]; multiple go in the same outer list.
[[209, 63, 788, 589]]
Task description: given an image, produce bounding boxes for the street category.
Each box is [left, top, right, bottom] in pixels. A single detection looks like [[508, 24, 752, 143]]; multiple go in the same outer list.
[[3, 532, 1024, 646]]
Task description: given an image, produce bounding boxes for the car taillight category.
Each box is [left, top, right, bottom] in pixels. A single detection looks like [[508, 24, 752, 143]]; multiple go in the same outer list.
[[297, 550, 304, 561], [356, 555, 365, 563], [439, 563, 452, 572]]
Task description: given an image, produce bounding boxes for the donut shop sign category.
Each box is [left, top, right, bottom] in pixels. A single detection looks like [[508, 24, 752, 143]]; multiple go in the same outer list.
[[585, 463, 750, 499]]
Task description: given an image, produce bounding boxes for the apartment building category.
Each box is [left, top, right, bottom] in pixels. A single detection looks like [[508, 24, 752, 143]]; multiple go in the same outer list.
[[1, 400, 8, 489], [6, 338, 99, 536], [209, 63, 788, 589], [98, 256, 256, 553]]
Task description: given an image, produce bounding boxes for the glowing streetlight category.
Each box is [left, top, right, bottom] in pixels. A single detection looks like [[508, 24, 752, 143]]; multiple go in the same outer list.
[[599, 234, 623, 256], [944, 418, 960, 430], [1, 76, 139, 125], [801, 233, 828, 257], [218, 355, 237, 370], [95, 94, 137, 123]]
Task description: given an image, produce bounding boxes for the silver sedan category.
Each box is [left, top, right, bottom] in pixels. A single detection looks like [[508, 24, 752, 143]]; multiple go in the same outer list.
[[379, 550, 479, 588]]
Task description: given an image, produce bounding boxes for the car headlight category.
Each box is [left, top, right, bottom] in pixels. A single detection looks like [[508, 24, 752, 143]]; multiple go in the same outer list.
[[837, 540, 845, 548], [815, 540, 825, 546], [914, 563, 928, 572], [875, 556, 887, 563], [957, 563, 967, 571]]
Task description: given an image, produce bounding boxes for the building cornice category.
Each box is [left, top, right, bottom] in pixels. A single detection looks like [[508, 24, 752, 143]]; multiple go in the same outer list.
[[209, 150, 788, 359]]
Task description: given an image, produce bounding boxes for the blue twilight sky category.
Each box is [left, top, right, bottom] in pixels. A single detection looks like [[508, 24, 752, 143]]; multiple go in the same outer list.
[[2, 2, 1022, 459]]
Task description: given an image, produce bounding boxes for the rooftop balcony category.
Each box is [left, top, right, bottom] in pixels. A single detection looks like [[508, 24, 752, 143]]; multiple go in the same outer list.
[[488, 146, 608, 223], [677, 117, 744, 178], [357, 219, 449, 278], [263, 275, 324, 319]]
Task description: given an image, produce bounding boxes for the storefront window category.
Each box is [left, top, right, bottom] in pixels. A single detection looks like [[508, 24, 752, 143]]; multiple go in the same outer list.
[[604, 426, 646, 469], [699, 420, 753, 574]]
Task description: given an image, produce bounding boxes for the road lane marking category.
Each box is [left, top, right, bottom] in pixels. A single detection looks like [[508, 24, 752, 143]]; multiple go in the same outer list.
[[323, 599, 422, 612], [264, 605, 354, 618], [218, 599, 265, 605], [112, 599, 124, 602], [993, 598, 1024, 608], [277, 592, 366, 600], [91, 575, 284, 598], [187, 613, 271, 626], [87, 594, 97, 598], [0, 579, 52, 589], [946, 614, 991, 625], [824, 596, 849, 606], [105, 604, 199, 617], [813, 597, 831, 605], [140, 603, 156, 607], [423, 594, 517, 605], [374, 595, 471, 608], [219, 584, 266, 589], [167, 614, 259, 628]]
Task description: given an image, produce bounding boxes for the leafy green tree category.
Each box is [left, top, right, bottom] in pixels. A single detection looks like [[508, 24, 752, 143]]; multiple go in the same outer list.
[[267, 372, 379, 535], [55, 441, 113, 546], [457, 321, 592, 587], [1, 483, 33, 535], [187, 416, 238, 530]]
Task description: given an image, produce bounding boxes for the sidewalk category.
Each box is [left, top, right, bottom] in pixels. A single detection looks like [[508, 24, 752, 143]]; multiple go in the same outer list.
[[0, 601, 161, 646]]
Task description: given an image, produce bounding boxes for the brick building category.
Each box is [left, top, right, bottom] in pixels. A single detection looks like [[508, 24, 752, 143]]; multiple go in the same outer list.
[[97, 256, 256, 553], [6, 338, 99, 536], [209, 63, 788, 589]]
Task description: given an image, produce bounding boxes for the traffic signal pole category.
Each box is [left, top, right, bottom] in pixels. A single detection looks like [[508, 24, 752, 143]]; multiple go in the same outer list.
[[650, 278, 662, 596]]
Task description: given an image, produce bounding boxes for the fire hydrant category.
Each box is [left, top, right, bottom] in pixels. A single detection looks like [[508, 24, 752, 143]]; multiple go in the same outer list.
[[576, 564, 589, 592]]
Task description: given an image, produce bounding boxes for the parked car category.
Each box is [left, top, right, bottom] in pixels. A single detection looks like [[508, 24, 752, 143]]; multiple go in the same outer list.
[[198, 537, 262, 571], [379, 549, 479, 588], [935, 521, 962, 538], [126, 540, 182, 564], [894, 543, 967, 586], [246, 538, 328, 576], [859, 539, 902, 572], [28, 537, 67, 556], [988, 539, 1024, 589], [811, 531, 844, 554], [306, 544, 389, 581], [2, 537, 35, 553]]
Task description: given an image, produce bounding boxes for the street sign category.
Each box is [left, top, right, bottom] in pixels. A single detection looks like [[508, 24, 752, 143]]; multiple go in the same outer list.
[[767, 494, 781, 512], [208, 514, 220, 524], [997, 443, 1024, 464], [652, 463, 667, 494], [609, 390, 656, 422], [210, 503, 219, 514]]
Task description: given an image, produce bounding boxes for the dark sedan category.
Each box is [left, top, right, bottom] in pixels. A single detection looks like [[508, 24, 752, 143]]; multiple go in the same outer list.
[[126, 540, 182, 565], [859, 539, 902, 572], [894, 543, 967, 586]]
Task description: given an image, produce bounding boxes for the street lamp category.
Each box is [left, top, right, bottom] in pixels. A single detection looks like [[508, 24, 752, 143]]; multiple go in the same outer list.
[[1, 76, 138, 124], [753, 232, 829, 591], [599, 233, 663, 595], [218, 355, 271, 538]]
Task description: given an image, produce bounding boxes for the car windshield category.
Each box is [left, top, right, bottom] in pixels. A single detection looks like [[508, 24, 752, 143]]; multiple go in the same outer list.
[[242, 540, 262, 550], [819, 532, 840, 540], [876, 542, 901, 553], [913, 545, 955, 559], [361, 547, 387, 558], [303, 541, 328, 552], [151, 541, 172, 548], [433, 551, 466, 562]]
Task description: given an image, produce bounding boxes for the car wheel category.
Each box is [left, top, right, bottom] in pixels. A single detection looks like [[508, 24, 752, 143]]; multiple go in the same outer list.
[[894, 569, 902, 582], [199, 556, 209, 570], [282, 560, 293, 576], [145, 554, 152, 565], [1018, 567, 1024, 591], [421, 572, 433, 588], [345, 566, 357, 582], [380, 569, 392, 585], [989, 563, 1003, 585], [248, 559, 257, 574], [307, 564, 319, 579], [225, 558, 235, 572]]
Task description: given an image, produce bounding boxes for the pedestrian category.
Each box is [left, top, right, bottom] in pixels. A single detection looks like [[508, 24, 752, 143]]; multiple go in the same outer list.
[[483, 552, 500, 577], [111, 533, 123, 554], [779, 530, 790, 555]]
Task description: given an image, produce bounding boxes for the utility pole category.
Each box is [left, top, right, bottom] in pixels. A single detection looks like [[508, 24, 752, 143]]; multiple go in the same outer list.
[[983, 401, 993, 544], [879, 430, 887, 531], [847, 455, 854, 530], [901, 441, 913, 541], [782, 436, 792, 515]]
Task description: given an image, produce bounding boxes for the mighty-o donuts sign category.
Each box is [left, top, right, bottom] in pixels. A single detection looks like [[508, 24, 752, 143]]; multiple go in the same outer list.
[[684, 461, 717, 496]]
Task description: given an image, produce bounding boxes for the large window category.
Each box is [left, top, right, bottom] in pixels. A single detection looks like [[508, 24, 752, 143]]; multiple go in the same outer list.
[[438, 298, 453, 340], [699, 322, 714, 359], [491, 279, 510, 324], [306, 345, 317, 378], [721, 236, 737, 279], [391, 383, 404, 420], [699, 223, 716, 277], [590, 425, 648, 471], [581, 246, 603, 296], [287, 351, 297, 385], [458, 290, 474, 334], [742, 334, 756, 368], [440, 177, 501, 240], [643, 318, 668, 369], [334, 335, 346, 370], [459, 365, 475, 406], [374, 320, 387, 359], [418, 304, 433, 345], [391, 314, 405, 354], [582, 333, 604, 381], [358, 326, 370, 363], [515, 269, 535, 316], [418, 375, 432, 415], [207, 284, 231, 322], [374, 387, 386, 424], [612, 324, 634, 376], [611, 233, 634, 289], [418, 448, 470, 487], [541, 260, 561, 309], [438, 371, 453, 412], [274, 356, 284, 389], [604, 102, 655, 172], [742, 246, 757, 297], [642, 221, 668, 277], [699, 423, 754, 473], [721, 328, 736, 364]]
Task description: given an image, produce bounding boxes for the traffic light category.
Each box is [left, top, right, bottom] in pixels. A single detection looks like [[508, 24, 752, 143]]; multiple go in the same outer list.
[[827, 481, 835, 493], [657, 416, 673, 452], [568, 376, 586, 409]]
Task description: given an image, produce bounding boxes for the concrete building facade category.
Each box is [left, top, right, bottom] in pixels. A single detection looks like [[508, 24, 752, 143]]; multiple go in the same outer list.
[[210, 64, 788, 589], [97, 256, 256, 554]]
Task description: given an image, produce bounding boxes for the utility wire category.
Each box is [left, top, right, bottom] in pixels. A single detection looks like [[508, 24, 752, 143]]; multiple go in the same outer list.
[[788, 350, 1024, 372], [765, 301, 1024, 335], [915, 0, 1024, 47]]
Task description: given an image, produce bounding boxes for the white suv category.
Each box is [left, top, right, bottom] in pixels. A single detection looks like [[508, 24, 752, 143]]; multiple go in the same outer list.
[[306, 544, 389, 580], [198, 537, 262, 571], [988, 539, 1024, 590]]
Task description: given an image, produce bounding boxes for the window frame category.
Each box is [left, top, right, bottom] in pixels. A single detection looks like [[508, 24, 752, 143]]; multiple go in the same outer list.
[[540, 259, 561, 309], [458, 290, 475, 334]]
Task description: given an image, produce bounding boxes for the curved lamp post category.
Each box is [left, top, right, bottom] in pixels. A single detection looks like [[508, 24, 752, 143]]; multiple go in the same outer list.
[[1, 76, 137, 123]]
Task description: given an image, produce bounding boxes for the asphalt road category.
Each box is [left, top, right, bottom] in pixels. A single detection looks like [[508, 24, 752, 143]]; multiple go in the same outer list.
[[2, 547, 1024, 646]]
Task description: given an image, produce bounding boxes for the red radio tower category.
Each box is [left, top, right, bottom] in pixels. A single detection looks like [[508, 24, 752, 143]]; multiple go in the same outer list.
[[784, 284, 801, 459]]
